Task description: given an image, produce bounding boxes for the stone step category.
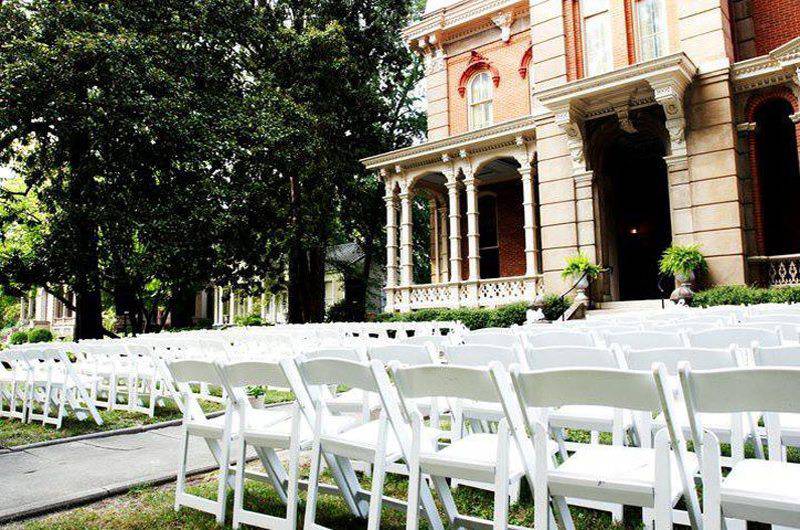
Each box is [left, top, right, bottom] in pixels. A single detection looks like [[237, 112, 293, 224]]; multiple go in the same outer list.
[[588, 299, 670, 317]]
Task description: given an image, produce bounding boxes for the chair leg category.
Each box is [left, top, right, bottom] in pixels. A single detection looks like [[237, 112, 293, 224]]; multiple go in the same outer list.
[[406, 443, 422, 530], [215, 436, 231, 524], [303, 438, 323, 530], [534, 426, 551, 530], [286, 418, 302, 530], [366, 456, 386, 530], [175, 425, 190, 512], [703, 432, 723, 530], [232, 437, 247, 530], [493, 421, 510, 530]]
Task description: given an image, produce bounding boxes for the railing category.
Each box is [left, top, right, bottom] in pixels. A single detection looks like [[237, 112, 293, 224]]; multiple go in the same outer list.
[[749, 254, 800, 287], [386, 275, 541, 312]]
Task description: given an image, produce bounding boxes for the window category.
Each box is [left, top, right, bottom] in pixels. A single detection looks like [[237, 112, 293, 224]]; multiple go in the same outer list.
[[582, 0, 612, 77], [478, 194, 500, 278], [468, 72, 493, 130], [636, 0, 667, 61]]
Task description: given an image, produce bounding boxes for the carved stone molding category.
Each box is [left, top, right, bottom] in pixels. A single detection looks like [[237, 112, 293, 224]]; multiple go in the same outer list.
[[651, 82, 688, 157], [614, 104, 637, 134], [491, 10, 513, 43], [554, 106, 588, 174], [732, 37, 800, 94]]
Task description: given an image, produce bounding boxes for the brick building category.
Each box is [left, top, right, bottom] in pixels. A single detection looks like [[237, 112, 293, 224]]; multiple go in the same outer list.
[[363, 0, 800, 312]]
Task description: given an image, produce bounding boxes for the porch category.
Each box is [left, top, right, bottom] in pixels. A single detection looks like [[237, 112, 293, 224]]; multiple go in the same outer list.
[[387, 274, 540, 312]]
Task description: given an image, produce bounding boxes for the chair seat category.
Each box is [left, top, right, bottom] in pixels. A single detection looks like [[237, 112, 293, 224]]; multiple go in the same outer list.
[[243, 413, 353, 450], [327, 389, 382, 415], [721, 459, 800, 527], [420, 432, 551, 484], [549, 444, 699, 508], [187, 408, 290, 438], [321, 419, 438, 463], [549, 405, 633, 432]]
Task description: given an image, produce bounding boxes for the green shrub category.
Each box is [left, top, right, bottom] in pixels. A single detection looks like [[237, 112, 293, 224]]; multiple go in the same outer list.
[[8, 330, 28, 345], [659, 244, 708, 278], [234, 314, 263, 326], [377, 302, 528, 330], [325, 299, 362, 323], [27, 328, 54, 343], [691, 285, 800, 307], [541, 294, 571, 321]]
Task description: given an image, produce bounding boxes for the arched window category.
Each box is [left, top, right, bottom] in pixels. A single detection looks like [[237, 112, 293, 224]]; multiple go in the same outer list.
[[468, 72, 494, 130], [752, 98, 800, 255], [478, 193, 500, 278]]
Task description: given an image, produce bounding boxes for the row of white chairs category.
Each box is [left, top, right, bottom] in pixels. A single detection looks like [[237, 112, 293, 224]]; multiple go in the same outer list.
[[168, 341, 800, 530]]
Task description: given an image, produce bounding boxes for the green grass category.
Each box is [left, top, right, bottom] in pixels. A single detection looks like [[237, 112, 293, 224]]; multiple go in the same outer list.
[[0, 389, 292, 449], [11, 465, 622, 530]]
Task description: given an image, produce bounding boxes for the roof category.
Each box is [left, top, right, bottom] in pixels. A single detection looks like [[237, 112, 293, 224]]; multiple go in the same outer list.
[[326, 242, 365, 269]]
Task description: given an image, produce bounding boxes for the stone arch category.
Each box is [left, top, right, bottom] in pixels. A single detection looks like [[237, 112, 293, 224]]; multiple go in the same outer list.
[[458, 51, 500, 98], [519, 46, 532, 79]]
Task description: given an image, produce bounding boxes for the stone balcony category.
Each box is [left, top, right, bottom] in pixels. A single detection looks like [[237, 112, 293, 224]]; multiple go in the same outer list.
[[749, 254, 800, 287], [386, 274, 541, 312]]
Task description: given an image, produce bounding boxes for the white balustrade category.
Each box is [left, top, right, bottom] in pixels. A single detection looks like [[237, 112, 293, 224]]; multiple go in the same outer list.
[[749, 254, 800, 287]]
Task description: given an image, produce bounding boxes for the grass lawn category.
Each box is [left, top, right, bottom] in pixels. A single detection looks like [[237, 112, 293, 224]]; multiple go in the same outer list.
[[0, 389, 293, 449], [7, 464, 621, 530]]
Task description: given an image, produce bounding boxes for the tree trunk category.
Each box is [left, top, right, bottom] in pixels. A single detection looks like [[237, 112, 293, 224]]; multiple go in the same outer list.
[[73, 286, 103, 340], [169, 288, 197, 329]]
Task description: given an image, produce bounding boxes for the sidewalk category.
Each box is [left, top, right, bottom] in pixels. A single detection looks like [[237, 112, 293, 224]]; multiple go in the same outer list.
[[0, 404, 290, 524]]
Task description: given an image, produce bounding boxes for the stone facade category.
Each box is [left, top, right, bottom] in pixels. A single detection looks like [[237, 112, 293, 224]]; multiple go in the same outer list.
[[364, 0, 800, 311]]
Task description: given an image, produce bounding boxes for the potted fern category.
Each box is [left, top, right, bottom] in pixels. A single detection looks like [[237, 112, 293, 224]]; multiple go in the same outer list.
[[561, 253, 602, 304], [659, 244, 708, 303], [246, 385, 267, 409]]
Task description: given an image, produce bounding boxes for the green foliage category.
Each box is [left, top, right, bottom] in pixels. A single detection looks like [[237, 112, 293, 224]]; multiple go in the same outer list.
[[541, 294, 572, 321], [561, 253, 603, 280], [8, 330, 28, 345], [325, 299, 363, 323], [378, 302, 530, 331], [234, 314, 263, 327], [691, 285, 798, 307], [27, 328, 53, 343], [659, 244, 708, 277], [247, 385, 267, 398]]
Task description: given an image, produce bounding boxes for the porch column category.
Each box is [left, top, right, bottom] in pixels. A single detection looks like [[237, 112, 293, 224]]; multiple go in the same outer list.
[[384, 188, 399, 288], [446, 178, 462, 284], [574, 171, 596, 257], [19, 297, 26, 321], [464, 176, 480, 281], [429, 197, 440, 283], [398, 187, 413, 286], [519, 164, 540, 276], [439, 204, 449, 281], [228, 289, 236, 323]]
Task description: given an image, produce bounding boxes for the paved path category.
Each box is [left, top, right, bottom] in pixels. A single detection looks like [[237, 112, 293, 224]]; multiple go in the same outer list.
[[0, 404, 290, 524]]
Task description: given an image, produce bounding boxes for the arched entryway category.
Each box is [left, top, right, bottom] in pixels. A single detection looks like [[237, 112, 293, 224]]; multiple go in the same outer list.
[[591, 111, 672, 301], [750, 97, 800, 255]]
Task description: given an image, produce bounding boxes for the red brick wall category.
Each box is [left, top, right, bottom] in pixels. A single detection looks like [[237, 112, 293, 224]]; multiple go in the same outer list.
[[457, 180, 525, 279], [751, 0, 800, 55]]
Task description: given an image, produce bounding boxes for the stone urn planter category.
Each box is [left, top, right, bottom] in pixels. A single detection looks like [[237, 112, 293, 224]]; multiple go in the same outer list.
[[670, 270, 696, 305], [574, 275, 591, 304], [248, 395, 266, 409]]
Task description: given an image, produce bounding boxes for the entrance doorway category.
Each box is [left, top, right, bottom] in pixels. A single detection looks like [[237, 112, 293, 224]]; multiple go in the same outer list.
[[597, 130, 672, 300]]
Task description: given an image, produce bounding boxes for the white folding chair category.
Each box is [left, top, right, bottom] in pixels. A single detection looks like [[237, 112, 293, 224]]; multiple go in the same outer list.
[[218, 361, 309, 530], [672, 365, 800, 530], [0, 350, 30, 421], [604, 330, 685, 350], [753, 345, 800, 461], [391, 363, 564, 530], [627, 347, 764, 463], [460, 331, 521, 349], [297, 356, 441, 530], [523, 329, 596, 348], [687, 327, 781, 351], [513, 367, 701, 530], [302, 347, 380, 419]]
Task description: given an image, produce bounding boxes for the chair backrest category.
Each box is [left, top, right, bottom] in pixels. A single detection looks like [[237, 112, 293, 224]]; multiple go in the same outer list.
[[753, 345, 800, 368], [219, 360, 290, 389], [525, 345, 620, 370], [687, 326, 781, 349], [524, 329, 595, 348], [743, 320, 799, 342], [653, 321, 719, 334], [460, 332, 520, 348], [680, 365, 800, 414], [745, 314, 800, 324], [511, 367, 661, 412], [468, 327, 515, 335], [400, 335, 451, 351], [445, 344, 521, 368], [303, 347, 363, 362], [367, 344, 436, 366], [297, 357, 379, 394], [624, 346, 738, 373], [168, 359, 224, 386], [391, 363, 499, 404], [604, 330, 684, 350]]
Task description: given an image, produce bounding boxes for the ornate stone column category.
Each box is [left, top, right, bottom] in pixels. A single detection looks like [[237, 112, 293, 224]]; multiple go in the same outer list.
[[464, 174, 480, 282], [445, 172, 462, 306], [398, 185, 413, 287], [228, 289, 236, 324], [429, 197, 440, 284], [383, 180, 398, 311], [438, 204, 449, 281]]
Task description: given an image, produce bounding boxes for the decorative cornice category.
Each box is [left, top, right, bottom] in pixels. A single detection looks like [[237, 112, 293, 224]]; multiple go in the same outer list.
[[362, 115, 537, 171], [537, 52, 697, 115], [732, 36, 800, 93], [404, 0, 527, 45]]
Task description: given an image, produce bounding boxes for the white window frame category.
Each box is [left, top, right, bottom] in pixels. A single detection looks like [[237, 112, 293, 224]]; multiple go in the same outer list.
[[467, 71, 494, 131], [580, 0, 613, 77], [634, 0, 668, 62]]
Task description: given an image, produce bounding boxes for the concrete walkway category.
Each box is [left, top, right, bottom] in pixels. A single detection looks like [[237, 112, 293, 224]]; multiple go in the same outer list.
[[0, 404, 290, 524]]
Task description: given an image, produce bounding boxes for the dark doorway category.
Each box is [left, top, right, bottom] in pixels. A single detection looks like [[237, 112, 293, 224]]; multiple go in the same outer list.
[[600, 132, 672, 300], [754, 98, 800, 255]]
